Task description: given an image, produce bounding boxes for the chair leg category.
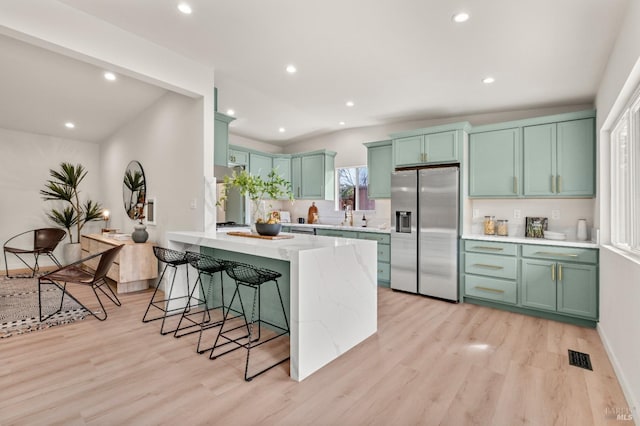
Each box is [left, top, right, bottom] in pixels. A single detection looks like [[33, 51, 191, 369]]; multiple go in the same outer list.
[[209, 284, 250, 359], [142, 263, 171, 323], [174, 271, 211, 338], [94, 279, 121, 307]]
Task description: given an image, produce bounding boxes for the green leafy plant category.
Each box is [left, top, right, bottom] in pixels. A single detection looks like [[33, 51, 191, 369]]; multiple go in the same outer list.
[[40, 162, 103, 243], [218, 168, 294, 223], [124, 168, 145, 220]]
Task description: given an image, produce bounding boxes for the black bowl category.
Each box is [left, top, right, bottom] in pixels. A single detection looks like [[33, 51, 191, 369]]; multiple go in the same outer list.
[[255, 222, 282, 236]]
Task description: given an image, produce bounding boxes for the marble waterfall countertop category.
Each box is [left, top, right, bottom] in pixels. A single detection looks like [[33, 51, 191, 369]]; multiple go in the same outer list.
[[281, 222, 391, 234], [462, 234, 599, 249], [167, 231, 378, 382]]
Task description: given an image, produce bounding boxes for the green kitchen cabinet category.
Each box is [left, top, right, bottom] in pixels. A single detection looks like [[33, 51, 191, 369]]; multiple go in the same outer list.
[[214, 112, 235, 166], [521, 259, 557, 312], [523, 118, 595, 197], [228, 146, 249, 166], [249, 152, 272, 181], [291, 151, 336, 200], [469, 128, 520, 197], [273, 156, 292, 200], [393, 131, 458, 167], [364, 140, 392, 199]]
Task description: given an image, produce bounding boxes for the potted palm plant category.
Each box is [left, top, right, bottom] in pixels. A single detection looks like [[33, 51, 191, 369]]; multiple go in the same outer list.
[[219, 168, 294, 235], [41, 162, 103, 263]]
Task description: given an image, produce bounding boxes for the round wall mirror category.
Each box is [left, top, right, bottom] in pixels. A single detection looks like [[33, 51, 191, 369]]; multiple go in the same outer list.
[[123, 160, 146, 220]]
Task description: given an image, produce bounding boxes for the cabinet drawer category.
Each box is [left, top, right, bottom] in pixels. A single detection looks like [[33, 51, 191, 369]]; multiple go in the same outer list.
[[358, 232, 390, 245], [463, 275, 517, 305], [316, 229, 358, 238], [377, 262, 390, 282], [464, 253, 517, 280], [464, 240, 517, 256], [377, 244, 390, 262], [521, 245, 597, 264]]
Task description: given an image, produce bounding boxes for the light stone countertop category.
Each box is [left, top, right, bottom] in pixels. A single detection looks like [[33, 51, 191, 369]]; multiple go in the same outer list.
[[462, 234, 599, 249], [281, 222, 391, 234]]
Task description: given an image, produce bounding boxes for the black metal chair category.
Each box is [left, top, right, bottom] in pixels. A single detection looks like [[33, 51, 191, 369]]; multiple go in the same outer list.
[[175, 251, 228, 348], [38, 245, 123, 321], [4, 228, 66, 277], [142, 247, 191, 335], [210, 262, 290, 381]]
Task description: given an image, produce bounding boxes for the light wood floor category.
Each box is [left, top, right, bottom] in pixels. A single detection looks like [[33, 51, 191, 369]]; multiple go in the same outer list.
[[0, 285, 630, 425]]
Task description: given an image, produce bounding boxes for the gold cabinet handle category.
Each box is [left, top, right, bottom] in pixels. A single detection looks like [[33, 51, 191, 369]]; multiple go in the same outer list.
[[424, 153, 428, 162], [472, 263, 504, 270], [558, 264, 563, 281], [513, 176, 517, 193], [551, 175, 556, 193], [557, 175, 561, 193], [473, 246, 504, 251], [534, 251, 578, 258], [551, 264, 555, 281], [474, 286, 505, 294]]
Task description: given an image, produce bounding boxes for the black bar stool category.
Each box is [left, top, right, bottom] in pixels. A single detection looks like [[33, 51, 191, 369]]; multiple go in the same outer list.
[[174, 251, 227, 346], [210, 262, 290, 381], [142, 246, 190, 335]]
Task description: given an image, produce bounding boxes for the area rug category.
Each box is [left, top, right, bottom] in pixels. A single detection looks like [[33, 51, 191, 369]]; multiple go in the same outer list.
[[0, 276, 89, 338]]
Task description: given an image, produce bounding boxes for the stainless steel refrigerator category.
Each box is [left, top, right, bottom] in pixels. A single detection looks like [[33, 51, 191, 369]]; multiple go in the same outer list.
[[390, 166, 459, 301]]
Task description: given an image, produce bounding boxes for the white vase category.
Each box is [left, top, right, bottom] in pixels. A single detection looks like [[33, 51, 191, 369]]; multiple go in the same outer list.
[[577, 219, 588, 241], [63, 242, 82, 265]]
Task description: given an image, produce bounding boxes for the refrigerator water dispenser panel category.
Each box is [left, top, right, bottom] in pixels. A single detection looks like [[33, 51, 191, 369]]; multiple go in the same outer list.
[[395, 211, 412, 233]]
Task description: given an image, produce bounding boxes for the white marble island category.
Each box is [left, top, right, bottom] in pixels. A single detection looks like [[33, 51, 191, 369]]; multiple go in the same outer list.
[[167, 231, 378, 381]]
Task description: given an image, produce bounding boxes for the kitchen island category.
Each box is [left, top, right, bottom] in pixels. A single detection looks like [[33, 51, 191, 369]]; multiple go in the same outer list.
[[167, 231, 378, 381]]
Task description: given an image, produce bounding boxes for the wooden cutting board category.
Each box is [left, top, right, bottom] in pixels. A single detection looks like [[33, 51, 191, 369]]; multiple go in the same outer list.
[[226, 231, 294, 240]]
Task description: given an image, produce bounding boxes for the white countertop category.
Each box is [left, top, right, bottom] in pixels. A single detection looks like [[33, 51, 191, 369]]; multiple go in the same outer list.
[[462, 234, 599, 249], [281, 222, 391, 234], [168, 230, 376, 261]]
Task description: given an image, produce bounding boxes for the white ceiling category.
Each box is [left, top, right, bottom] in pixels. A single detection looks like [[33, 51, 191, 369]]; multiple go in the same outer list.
[[1, 0, 630, 145]]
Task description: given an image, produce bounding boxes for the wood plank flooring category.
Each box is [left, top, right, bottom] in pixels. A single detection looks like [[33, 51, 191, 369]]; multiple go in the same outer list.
[[0, 285, 631, 425]]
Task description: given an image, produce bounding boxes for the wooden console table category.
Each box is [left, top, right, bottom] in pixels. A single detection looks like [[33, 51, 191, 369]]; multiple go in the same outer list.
[[81, 234, 158, 294]]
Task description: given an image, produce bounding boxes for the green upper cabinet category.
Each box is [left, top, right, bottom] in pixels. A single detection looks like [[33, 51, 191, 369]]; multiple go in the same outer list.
[[469, 128, 521, 197], [249, 152, 272, 181], [523, 118, 595, 197], [291, 150, 336, 200], [214, 112, 235, 166], [273, 156, 292, 200], [364, 140, 392, 199], [390, 122, 468, 168], [228, 146, 249, 166]]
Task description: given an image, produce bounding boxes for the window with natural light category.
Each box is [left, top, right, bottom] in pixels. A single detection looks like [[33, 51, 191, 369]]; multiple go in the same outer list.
[[610, 85, 640, 254], [336, 166, 375, 211]]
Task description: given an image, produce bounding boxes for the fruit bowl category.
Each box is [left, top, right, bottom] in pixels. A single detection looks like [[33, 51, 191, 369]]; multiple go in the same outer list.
[[255, 222, 282, 236]]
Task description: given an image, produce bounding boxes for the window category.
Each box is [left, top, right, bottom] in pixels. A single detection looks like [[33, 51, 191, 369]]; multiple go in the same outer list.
[[336, 166, 375, 211], [611, 86, 640, 253]]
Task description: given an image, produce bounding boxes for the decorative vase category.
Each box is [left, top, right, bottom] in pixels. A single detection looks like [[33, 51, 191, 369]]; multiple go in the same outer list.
[[255, 223, 282, 237], [576, 219, 588, 241], [132, 224, 149, 243], [63, 242, 82, 265], [251, 200, 267, 233]]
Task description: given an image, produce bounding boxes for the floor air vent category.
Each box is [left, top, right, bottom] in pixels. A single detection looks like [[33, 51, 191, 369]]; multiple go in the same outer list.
[[568, 349, 593, 370]]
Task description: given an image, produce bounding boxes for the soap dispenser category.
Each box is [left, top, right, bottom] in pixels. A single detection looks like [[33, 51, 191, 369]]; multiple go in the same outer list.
[[362, 214, 368, 227]]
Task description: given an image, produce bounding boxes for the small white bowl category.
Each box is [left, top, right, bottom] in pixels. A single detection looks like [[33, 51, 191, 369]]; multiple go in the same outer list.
[[544, 231, 566, 240]]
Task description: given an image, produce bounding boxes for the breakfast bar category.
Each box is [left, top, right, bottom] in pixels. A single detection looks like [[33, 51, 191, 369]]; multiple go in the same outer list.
[[167, 231, 378, 381]]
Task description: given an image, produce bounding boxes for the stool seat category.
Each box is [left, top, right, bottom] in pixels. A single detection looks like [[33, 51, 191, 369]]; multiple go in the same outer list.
[[153, 246, 189, 266], [224, 263, 282, 286]]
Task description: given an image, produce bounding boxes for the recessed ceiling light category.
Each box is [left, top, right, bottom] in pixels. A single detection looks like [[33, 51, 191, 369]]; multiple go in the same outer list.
[[226, 109, 235, 116], [345, 101, 355, 107], [452, 12, 470, 23], [65, 122, 75, 129], [104, 71, 116, 81], [339, 121, 346, 126], [278, 127, 286, 133], [286, 64, 297, 74], [482, 76, 495, 84], [177, 2, 192, 14]]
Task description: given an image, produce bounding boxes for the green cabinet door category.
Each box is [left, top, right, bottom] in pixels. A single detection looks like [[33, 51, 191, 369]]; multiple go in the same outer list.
[[228, 148, 249, 166], [273, 156, 292, 200], [557, 262, 597, 319], [424, 131, 458, 163], [367, 142, 392, 198], [249, 153, 272, 181], [393, 135, 423, 166], [521, 259, 557, 312], [291, 156, 302, 199], [556, 118, 595, 196], [214, 112, 235, 166], [301, 154, 325, 198], [523, 123, 556, 196], [469, 128, 520, 197]]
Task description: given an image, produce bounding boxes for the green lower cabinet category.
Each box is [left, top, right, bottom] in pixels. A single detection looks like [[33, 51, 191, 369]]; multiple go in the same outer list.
[[521, 259, 557, 311]]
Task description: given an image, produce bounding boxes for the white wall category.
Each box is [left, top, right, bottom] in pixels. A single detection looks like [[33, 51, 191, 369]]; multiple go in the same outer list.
[[229, 133, 284, 154], [101, 92, 204, 248], [594, 0, 640, 418], [0, 127, 101, 270]]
